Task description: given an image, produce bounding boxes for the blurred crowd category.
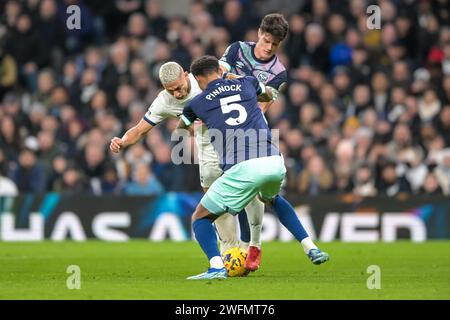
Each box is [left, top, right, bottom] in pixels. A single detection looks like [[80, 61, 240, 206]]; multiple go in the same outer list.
[[1, 0, 450, 198]]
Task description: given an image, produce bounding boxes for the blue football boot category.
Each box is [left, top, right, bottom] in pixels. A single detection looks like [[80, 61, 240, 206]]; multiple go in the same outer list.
[[307, 248, 330, 265], [187, 267, 228, 280]]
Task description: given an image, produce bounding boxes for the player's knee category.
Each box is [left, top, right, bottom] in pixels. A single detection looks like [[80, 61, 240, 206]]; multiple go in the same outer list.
[[191, 208, 201, 222], [200, 171, 221, 190], [191, 204, 212, 222]]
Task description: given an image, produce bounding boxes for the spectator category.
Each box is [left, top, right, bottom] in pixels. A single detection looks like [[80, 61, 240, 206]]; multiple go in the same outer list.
[[377, 161, 411, 197], [434, 105, 450, 146], [0, 1, 449, 197], [349, 45, 371, 86], [79, 143, 109, 194], [1, 0, 23, 31], [124, 143, 153, 178], [33, 69, 56, 109], [144, 0, 168, 41], [352, 163, 377, 197], [385, 123, 413, 163], [419, 172, 444, 195], [101, 164, 124, 195], [36, 0, 65, 54], [284, 14, 305, 68], [58, 167, 87, 195], [124, 163, 164, 196], [298, 23, 329, 72], [218, 0, 250, 43], [5, 13, 48, 91], [101, 41, 131, 97], [371, 72, 390, 118], [37, 130, 62, 175], [10, 148, 46, 193], [348, 84, 372, 117], [0, 115, 22, 162], [434, 150, 450, 195], [400, 148, 428, 194], [47, 155, 68, 191], [418, 88, 442, 123], [298, 155, 334, 195], [151, 143, 186, 191]]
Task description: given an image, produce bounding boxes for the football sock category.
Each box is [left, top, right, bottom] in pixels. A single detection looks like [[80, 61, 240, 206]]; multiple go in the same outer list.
[[209, 256, 224, 269], [301, 237, 318, 254], [192, 218, 222, 268], [238, 210, 251, 244], [214, 214, 240, 254], [272, 195, 309, 242], [245, 197, 264, 248]]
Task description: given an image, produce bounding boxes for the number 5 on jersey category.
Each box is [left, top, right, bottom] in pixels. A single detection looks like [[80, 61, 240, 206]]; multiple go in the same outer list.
[[220, 94, 247, 126]]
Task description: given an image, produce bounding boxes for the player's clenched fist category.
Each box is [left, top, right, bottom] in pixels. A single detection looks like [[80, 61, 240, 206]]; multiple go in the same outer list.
[[110, 137, 124, 153]]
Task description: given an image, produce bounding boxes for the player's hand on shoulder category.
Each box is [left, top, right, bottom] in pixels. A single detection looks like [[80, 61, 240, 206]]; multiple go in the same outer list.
[[110, 137, 124, 153], [224, 72, 242, 80]]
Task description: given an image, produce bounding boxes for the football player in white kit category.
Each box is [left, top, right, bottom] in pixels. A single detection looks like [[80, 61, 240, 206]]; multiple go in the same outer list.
[[109, 61, 249, 255]]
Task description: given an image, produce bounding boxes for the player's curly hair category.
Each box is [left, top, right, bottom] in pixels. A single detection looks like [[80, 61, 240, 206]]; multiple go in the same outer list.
[[190, 55, 219, 77], [159, 61, 184, 85], [260, 13, 289, 42]]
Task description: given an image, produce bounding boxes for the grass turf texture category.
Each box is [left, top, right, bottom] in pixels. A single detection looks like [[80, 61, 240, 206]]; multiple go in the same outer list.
[[0, 241, 449, 299]]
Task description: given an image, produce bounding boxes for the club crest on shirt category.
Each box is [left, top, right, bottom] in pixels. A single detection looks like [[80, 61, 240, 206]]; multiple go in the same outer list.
[[256, 71, 269, 83]]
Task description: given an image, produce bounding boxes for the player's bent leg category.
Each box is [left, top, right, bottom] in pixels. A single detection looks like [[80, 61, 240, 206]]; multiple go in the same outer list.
[[188, 203, 228, 280], [237, 210, 250, 250], [242, 160, 280, 272], [245, 197, 264, 248], [191, 159, 269, 278], [243, 197, 264, 271], [269, 195, 330, 265], [258, 155, 330, 266], [199, 160, 239, 254], [214, 213, 240, 254]]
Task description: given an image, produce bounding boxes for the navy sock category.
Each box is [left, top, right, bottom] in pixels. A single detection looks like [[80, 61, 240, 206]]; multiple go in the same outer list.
[[238, 210, 251, 243], [192, 218, 221, 260], [272, 195, 309, 241]]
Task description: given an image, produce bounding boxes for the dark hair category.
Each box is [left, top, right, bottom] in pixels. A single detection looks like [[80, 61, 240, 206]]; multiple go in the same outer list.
[[190, 55, 219, 77], [260, 13, 289, 42]]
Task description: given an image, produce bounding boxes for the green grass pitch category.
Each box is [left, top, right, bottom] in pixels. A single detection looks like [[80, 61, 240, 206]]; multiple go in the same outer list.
[[0, 241, 449, 299]]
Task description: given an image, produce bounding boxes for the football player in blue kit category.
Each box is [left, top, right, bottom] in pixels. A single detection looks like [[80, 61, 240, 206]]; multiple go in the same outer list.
[[178, 56, 329, 280]]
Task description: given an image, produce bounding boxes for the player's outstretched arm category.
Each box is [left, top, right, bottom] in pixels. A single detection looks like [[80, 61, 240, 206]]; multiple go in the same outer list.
[[258, 80, 286, 113], [257, 85, 278, 111], [175, 118, 194, 136], [176, 118, 189, 130], [223, 72, 242, 80], [110, 118, 153, 153]]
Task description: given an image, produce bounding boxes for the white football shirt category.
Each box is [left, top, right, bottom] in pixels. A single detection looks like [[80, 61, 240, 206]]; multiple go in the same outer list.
[[143, 73, 219, 162]]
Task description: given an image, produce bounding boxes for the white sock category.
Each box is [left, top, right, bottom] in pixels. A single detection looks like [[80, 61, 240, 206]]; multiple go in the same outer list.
[[214, 214, 239, 254], [245, 197, 265, 248], [301, 237, 318, 254], [210, 256, 224, 269]]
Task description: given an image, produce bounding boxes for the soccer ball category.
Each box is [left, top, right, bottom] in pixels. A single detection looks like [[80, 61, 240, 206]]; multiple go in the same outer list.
[[222, 247, 248, 277]]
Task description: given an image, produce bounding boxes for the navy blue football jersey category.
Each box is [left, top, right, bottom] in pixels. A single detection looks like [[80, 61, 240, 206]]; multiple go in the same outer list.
[[219, 41, 287, 93], [182, 76, 280, 171]]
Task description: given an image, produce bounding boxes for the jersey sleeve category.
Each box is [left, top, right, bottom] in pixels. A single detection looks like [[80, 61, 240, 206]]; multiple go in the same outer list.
[[244, 76, 266, 96], [219, 42, 240, 72], [181, 102, 198, 126], [266, 70, 287, 93], [143, 94, 167, 126]]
